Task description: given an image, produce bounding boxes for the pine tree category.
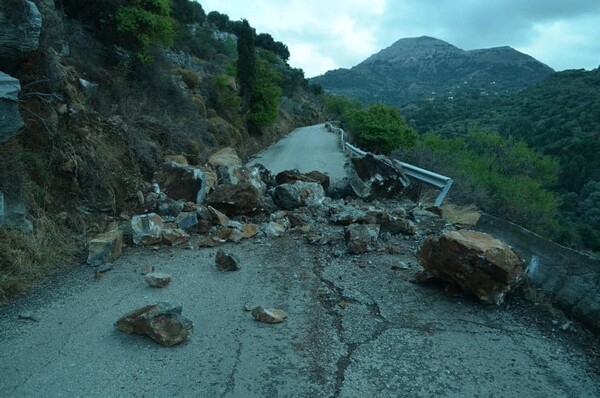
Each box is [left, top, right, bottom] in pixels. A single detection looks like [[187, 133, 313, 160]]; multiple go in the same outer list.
[[236, 19, 256, 110]]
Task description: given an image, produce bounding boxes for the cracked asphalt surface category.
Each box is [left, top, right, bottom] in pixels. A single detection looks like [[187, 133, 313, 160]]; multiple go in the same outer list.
[[1, 230, 599, 397]]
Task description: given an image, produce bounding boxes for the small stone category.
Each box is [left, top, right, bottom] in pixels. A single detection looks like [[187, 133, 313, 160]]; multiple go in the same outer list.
[[161, 228, 190, 246], [215, 249, 240, 271], [144, 272, 172, 288], [242, 223, 260, 238], [251, 306, 287, 323], [141, 265, 154, 275], [198, 236, 221, 248], [18, 312, 39, 322]]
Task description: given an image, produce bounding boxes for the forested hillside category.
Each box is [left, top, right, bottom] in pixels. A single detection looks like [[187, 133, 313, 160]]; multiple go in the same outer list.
[[401, 68, 600, 251]]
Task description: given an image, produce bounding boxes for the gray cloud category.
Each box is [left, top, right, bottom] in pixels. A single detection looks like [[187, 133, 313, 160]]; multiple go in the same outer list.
[[200, 0, 600, 76]]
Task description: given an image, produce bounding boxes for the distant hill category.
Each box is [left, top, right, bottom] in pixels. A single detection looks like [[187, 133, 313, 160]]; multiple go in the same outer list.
[[312, 36, 554, 105]]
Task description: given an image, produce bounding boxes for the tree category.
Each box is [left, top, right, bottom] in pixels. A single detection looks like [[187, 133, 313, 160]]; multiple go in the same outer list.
[[346, 103, 418, 154], [171, 0, 205, 24], [114, 0, 176, 62], [248, 58, 282, 130], [236, 19, 256, 109], [256, 33, 290, 61], [207, 10, 229, 31]]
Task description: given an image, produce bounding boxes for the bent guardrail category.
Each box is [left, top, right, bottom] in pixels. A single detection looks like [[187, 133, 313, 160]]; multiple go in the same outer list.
[[325, 122, 453, 206]]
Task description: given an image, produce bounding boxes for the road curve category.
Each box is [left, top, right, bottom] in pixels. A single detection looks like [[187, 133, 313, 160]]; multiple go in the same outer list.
[[248, 123, 347, 182]]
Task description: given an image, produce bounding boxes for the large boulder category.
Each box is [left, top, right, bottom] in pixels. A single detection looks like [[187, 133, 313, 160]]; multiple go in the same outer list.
[[346, 154, 410, 199], [272, 181, 325, 210], [206, 183, 267, 216], [0, 72, 24, 143], [116, 302, 193, 346], [417, 230, 525, 305], [153, 161, 207, 204], [0, 0, 42, 66]]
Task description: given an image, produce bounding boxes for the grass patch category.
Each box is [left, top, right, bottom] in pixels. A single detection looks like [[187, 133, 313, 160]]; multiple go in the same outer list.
[[0, 209, 83, 304]]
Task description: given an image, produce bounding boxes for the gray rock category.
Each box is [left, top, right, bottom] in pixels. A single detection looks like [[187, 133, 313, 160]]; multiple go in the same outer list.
[[346, 153, 410, 199], [161, 228, 190, 246], [0, 72, 24, 144], [272, 181, 325, 210], [344, 224, 380, 254], [263, 220, 287, 237], [175, 211, 198, 230], [153, 161, 207, 204], [116, 302, 193, 346], [215, 248, 240, 271], [206, 184, 267, 216], [87, 229, 123, 266], [0, 1, 42, 64], [131, 213, 164, 245], [78, 78, 98, 101], [157, 198, 184, 217], [144, 272, 172, 288]]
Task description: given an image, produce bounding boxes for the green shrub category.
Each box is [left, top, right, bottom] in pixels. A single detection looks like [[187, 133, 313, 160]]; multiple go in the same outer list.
[[346, 103, 418, 154], [114, 0, 176, 62]]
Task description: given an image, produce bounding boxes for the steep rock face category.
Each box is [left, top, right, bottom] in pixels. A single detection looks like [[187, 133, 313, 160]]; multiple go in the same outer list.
[[312, 36, 554, 105], [0, 0, 42, 66], [0, 72, 24, 143]]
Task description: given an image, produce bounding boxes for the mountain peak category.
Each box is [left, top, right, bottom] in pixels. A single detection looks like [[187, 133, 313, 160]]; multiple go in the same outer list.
[[362, 36, 462, 65], [311, 36, 554, 105]]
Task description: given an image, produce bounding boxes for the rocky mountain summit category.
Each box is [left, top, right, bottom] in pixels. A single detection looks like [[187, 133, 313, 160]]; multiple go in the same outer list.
[[312, 36, 554, 105]]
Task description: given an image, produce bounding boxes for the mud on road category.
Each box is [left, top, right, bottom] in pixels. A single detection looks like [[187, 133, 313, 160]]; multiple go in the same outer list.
[[1, 221, 599, 397]]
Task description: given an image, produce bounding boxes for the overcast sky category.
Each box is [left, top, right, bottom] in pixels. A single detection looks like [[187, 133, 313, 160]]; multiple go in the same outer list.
[[200, 0, 600, 78]]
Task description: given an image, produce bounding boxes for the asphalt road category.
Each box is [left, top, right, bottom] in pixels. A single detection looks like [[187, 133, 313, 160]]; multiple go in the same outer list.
[[248, 124, 348, 182], [0, 232, 598, 397]]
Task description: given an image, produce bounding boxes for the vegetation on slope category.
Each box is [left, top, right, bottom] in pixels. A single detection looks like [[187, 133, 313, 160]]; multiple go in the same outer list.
[[401, 68, 600, 251]]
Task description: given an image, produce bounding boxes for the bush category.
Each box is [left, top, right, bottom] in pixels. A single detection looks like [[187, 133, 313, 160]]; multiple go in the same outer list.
[[346, 103, 418, 154], [176, 68, 199, 89], [114, 0, 176, 62]]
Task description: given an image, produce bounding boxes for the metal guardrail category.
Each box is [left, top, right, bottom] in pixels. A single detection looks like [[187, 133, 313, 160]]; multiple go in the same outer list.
[[325, 122, 453, 207]]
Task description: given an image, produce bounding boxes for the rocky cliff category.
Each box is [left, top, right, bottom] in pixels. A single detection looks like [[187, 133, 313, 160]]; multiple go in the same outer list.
[[312, 36, 554, 105]]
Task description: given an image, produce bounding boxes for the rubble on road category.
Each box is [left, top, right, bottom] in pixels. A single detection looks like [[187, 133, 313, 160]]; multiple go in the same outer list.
[[272, 181, 325, 210], [346, 153, 410, 199], [87, 228, 123, 266], [206, 183, 268, 216], [344, 223, 380, 254], [417, 229, 525, 305], [144, 272, 172, 288], [215, 248, 240, 271], [153, 161, 207, 204], [251, 306, 287, 324], [116, 302, 193, 346]]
